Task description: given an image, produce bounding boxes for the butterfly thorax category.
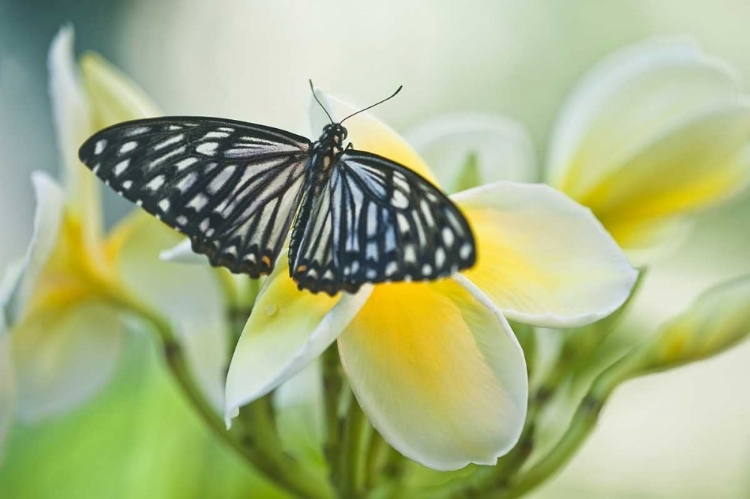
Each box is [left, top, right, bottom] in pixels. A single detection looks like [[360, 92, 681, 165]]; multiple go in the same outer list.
[[307, 123, 348, 187]]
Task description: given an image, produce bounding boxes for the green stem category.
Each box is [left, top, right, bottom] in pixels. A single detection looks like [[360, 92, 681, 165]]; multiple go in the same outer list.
[[340, 398, 368, 497], [235, 397, 332, 498], [484, 349, 645, 499], [363, 430, 389, 491], [111, 291, 329, 499], [323, 344, 346, 494], [487, 394, 606, 499]]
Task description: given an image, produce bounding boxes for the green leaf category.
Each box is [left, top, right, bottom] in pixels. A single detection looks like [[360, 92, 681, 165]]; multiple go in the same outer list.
[[0, 334, 287, 499]]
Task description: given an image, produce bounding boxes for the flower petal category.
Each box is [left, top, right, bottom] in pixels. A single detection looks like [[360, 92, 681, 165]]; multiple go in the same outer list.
[[273, 361, 326, 466], [338, 278, 527, 470], [404, 113, 538, 191], [581, 104, 750, 243], [11, 299, 125, 422], [546, 39, 750, 250], [109, 212, 228, 411], [79, 52, 160, 128], [47, 27, 101, 259], [159, 238, 207, 265], [225, 255, 371, 424], [453, 182, 637, 327], [641, 274, 750, 373], [5, 173, 65, 324], [548, 39, 743, 196], [0, 332, 14, 460], [309, 89, 439, 183]]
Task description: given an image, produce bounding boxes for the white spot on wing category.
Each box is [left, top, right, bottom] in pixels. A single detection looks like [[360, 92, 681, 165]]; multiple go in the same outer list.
[[391, 189, 409, 209], [460, 243, 473, 260], [146, 175, 165, 191], [385, 261, 398, 277], [366, 242, 378, 261], [176, 157, 198, 170], [114, 159, 130, 176], [119, 141, 137, 154], [158, 199, 170, 212], [154, 133, 184, 150], [196, 142, 219, 155], [404, 245, 416, 263], [435, 247, 446, 268], [442, 228, 455, 247], [94, 139, 107, 155], [150, 146, 186, 168], [177, 172, 197, 192], [126, 126, 151, 136], [208, 165, 236, 194], [420, 200, 435, 227], [203, 131, 230, 139], [396, 213, 410, 233], [122, 180, 133, 190], [189, 194, 209, 212]]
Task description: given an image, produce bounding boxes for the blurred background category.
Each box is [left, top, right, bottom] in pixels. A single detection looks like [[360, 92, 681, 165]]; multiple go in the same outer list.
[[1, 0, 749, 497]]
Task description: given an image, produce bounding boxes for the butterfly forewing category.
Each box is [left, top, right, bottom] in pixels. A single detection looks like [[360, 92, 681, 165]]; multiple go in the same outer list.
[[290, 150, 476, 294], [78, 117, 312, 277]]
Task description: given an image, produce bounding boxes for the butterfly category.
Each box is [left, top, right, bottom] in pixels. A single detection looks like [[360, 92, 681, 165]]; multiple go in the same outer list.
[[78, 84, 476, 295]]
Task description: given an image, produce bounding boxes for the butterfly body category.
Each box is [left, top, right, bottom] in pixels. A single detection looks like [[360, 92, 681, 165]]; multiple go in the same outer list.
[[79, 114, 476, 296]]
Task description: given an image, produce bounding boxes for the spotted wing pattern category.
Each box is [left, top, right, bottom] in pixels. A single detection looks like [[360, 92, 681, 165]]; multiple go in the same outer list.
[[78, 117, 311, 277], [290, 150, 476, 294]]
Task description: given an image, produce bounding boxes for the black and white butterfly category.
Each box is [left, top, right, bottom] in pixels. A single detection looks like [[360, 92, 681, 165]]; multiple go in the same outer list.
[[78, 86, 476, 295]]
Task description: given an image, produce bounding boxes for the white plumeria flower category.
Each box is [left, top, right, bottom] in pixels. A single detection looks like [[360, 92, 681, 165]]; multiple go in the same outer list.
[[407, 40, 750, 263], [222, 90, 637, 470], [548, 39, 750, 258], [0, 27, 228, 436]]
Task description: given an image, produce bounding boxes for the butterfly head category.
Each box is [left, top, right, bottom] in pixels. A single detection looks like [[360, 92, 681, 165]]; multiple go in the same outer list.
[[320, 123, 348, 146]]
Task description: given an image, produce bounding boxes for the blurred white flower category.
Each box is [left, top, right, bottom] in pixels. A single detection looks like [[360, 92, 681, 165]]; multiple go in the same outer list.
[[0, 27, 229, 441], [222, 90, 636, 471], [407, 40, 750, 263], [547, 39, 750, 259]]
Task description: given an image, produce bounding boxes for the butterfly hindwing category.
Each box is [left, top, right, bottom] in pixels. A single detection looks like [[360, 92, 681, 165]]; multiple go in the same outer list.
[[78, 117, 312, 277], [290, 150, 476, 294]]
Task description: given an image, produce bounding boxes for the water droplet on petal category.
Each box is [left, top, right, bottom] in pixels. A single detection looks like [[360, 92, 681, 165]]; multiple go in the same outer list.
[[264, 304, 278, 316]]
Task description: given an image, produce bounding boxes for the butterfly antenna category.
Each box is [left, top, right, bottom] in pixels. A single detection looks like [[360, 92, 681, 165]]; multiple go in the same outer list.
[[340, 85, 403, 124], [309, 80, 334, 124]]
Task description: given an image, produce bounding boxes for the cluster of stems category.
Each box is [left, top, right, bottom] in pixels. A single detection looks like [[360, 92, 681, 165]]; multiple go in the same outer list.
[[108, 271, 644, 498]]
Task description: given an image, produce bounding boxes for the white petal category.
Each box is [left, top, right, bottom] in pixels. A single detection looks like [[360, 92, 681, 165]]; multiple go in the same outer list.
[[48, 26, 101, 242], [548, 39, 742, 196], [5, 173, 65, 324], [11, 300, 125, 422], [111, 213, 228, 411], [338, 278, 527, 470], [159, 238, 207, 265], [404, 113, 538, 190], [273, 361, 326, 463], [79, 52, 161, 126], [225, 257, 371, 424], [453, 182, 637, 327]]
